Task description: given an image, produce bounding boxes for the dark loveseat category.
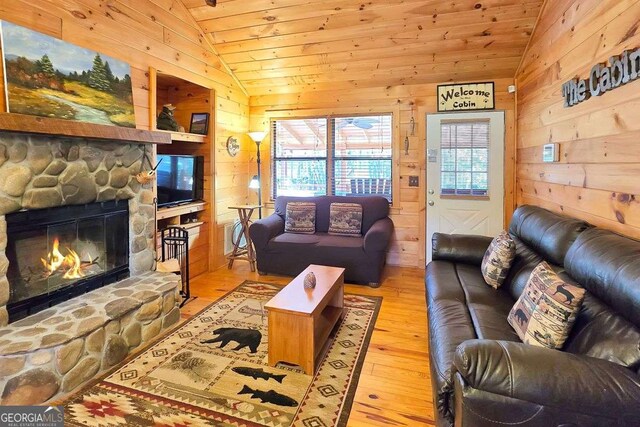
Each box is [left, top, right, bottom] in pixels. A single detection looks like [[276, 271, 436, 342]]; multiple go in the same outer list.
[[426, 205, 640, 427], [249, 195, 393, 286]]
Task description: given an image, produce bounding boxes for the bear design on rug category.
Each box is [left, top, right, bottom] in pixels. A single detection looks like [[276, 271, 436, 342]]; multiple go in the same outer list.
[[201, 327, 262, 353]]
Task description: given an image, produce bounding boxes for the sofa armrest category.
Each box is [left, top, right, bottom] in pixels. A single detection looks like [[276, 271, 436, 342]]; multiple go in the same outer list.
[[364, 217, 394, 253], [454, 339, 640, 418], [249, 214, 285, 250], [431, 233, 493, 266]]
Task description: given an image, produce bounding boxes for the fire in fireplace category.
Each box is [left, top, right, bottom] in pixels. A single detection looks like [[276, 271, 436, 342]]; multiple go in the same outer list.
[[5, 201, 130, 323], [40, 236, 102, 281], [41, 238, 84, 279]]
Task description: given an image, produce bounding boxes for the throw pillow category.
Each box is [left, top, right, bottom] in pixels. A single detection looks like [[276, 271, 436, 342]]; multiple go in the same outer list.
[[508, 262, 586, 350], [328, 203, 363, 237], [481, 231, 516, 289], [284, 202, 316, 234]]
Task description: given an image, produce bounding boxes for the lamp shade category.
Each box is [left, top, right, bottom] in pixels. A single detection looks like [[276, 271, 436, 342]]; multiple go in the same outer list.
[[247, 131, 266, 143], [249, 175, 260, 189]]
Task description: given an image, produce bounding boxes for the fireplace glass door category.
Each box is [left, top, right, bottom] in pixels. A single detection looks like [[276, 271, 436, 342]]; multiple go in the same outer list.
[[5, 201, 129, 321]]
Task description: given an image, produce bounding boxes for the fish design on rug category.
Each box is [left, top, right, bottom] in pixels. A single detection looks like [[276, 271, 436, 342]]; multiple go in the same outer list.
[[238, 385, 298, 407], [232, 367, 286, 383], [200, 327, 262, 353]]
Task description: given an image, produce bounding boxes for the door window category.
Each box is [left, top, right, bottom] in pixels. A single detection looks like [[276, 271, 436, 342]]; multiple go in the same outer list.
[[440, 121, 489, 196]]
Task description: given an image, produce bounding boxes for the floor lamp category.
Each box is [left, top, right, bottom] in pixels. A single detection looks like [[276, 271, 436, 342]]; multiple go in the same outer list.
[[248, 131, 266, 219]]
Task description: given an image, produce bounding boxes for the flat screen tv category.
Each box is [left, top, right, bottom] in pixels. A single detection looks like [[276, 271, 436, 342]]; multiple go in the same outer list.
[[156, 154, 204, 208]]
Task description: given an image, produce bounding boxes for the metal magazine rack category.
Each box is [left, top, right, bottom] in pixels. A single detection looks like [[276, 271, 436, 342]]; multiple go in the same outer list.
[[161, 226, 193, 307]]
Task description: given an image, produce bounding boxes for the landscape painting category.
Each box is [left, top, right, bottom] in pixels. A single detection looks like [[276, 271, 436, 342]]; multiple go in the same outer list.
[[1, 21, 135, 127]]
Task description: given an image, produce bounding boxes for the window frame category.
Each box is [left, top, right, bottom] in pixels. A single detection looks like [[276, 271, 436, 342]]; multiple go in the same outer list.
[[269, 111, 398, 204]]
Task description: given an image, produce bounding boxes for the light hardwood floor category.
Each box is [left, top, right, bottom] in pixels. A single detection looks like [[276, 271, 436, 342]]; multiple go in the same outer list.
[[181, 263, 434, 426]]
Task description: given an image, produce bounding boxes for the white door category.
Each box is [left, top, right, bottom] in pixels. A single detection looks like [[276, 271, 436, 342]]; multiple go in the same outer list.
[[425, 112, 505, 263]]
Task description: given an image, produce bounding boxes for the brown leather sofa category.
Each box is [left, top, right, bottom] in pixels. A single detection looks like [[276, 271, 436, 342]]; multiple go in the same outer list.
[[249, 195, 393, 286], [426, 205, 640, 427]]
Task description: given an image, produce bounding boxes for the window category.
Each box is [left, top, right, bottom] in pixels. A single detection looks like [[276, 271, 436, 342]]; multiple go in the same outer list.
[[271, 118, 327, 197], [271, 115, 393, 202], [440, 121, 489, 196]]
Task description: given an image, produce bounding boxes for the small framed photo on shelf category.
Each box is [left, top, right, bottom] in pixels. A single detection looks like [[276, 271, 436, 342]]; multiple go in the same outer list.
[[189, 113, 210, 135]]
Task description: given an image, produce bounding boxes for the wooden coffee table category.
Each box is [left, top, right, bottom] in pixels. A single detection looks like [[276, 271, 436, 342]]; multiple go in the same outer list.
[[265, 264, 345, 375]]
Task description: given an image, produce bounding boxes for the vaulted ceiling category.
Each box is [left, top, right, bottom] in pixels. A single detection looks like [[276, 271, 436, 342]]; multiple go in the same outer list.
[[183, 0, 544, 95]]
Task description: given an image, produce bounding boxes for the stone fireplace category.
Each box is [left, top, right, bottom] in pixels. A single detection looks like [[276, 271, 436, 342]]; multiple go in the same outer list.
[[0, 132, 181, 405], [6, 201, 130, 323]]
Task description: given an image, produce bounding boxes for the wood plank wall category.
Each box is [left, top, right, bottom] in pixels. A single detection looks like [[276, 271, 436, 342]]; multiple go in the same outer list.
[[250, 79, 516, 268], [0, 0, 252, 269], [516, 0, 640, 240]]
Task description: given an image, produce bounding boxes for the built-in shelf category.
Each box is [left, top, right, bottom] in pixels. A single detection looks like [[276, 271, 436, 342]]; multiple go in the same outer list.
[[0, 112, 171, 144], [156, 129, 206, 144], [156, 201, 206, 221], [151, 67, 215, 278]]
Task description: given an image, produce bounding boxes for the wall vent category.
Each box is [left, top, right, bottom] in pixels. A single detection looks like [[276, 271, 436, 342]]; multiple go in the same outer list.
[[224, 221, 244, 255]]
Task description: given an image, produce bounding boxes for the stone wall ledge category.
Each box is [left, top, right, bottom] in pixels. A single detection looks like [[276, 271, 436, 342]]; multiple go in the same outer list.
[[0, 271, 181, 405]]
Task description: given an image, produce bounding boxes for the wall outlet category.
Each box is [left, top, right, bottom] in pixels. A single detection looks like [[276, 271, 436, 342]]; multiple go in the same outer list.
[[409, 176, 419, 187]]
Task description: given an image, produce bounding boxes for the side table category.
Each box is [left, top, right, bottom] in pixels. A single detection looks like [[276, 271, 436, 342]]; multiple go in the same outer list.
[[227, 205, 261, 271]]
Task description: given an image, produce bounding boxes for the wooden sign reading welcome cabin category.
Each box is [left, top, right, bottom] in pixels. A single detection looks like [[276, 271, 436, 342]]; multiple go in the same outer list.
[[437, 82, 495, 112]]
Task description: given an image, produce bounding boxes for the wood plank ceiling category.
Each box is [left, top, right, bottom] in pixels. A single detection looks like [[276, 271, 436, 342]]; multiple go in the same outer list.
[[182, 0, 544, 95]]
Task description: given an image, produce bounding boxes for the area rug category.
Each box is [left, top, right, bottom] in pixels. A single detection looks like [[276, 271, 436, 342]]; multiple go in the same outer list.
[[61, 280, 382, 427]]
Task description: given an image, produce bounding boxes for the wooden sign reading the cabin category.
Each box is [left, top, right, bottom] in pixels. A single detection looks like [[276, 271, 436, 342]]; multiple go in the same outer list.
[[437, 82, 495, 112], [562, 48, 640, 107]]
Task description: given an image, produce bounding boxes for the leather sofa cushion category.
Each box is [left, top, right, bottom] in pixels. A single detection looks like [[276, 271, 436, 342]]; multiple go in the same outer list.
[[565, 228, 640, 327], [564, 292, 640, 370], [426, 261, 520, 423], [427, 262, 521, 342], [275, 195, 389, 234], [457, 264, 514, 308], [467, 304, 521, 342], [561, 230, 640, 369], [456, 264, 521, 341], [426, 261, 466, 304], [432, 233, 493, 266], [502, 235, 570, 301], [508, 205, 590, 265], [428, 297, 477, 424]]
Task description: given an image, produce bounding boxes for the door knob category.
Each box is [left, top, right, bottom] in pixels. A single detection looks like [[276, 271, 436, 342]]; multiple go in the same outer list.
[[428, 189, 434, 195], [428, 200, 435, 206]]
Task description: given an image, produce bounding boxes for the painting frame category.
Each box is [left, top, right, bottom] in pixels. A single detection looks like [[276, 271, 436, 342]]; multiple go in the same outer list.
[[0, 20, 136, 128], [189, 112, 209, 135]]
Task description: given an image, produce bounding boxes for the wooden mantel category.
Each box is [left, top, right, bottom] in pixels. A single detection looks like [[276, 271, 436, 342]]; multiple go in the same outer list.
[[0, 113, 171, 144]]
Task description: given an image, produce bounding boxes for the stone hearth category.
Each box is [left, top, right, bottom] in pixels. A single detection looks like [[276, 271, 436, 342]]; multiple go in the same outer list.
[[0, 271, 181, 405]]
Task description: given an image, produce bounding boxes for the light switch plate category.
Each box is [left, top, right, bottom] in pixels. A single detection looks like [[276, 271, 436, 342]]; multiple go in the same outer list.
[[542, 143, 560, 162]]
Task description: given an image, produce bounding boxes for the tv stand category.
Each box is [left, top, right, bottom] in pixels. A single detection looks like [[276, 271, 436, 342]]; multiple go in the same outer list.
[[157, 201, 205, 221]]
